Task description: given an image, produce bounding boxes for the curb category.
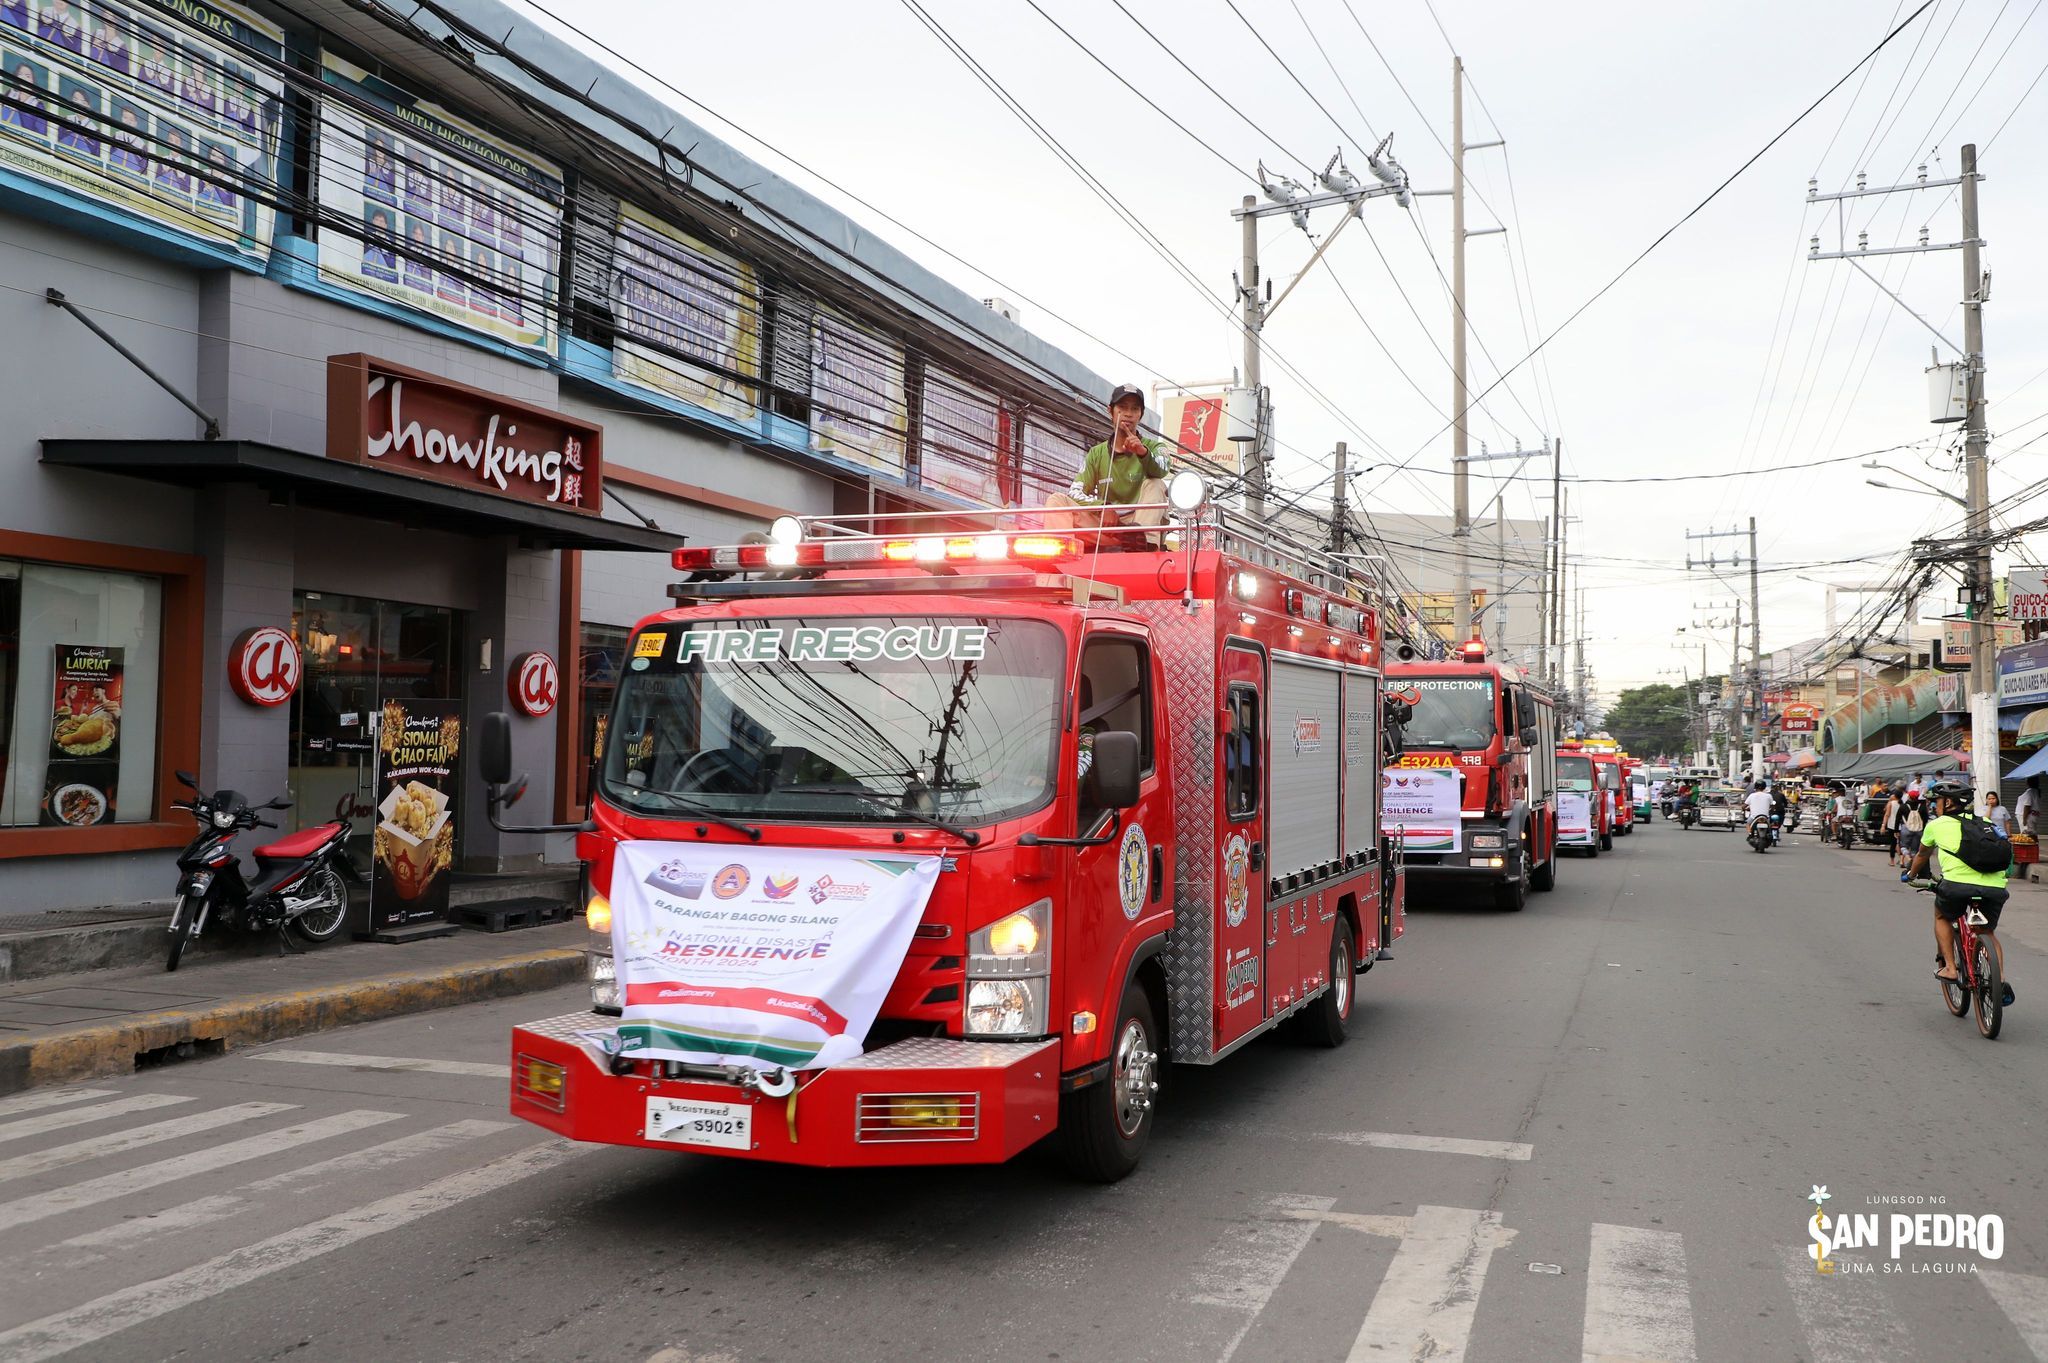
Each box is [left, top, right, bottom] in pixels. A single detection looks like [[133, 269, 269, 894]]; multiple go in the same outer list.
[[0, 948, 585, 1096]]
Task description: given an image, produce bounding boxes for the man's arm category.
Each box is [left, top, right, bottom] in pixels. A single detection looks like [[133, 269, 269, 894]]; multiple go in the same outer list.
[[1139, 436, 1172, 480], [1907, 821, 1940, 879]]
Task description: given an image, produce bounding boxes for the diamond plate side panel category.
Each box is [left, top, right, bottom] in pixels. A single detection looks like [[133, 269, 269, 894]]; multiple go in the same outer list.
[[1133, 599, 1220, 1062], [518, 1012, 613, 1042], [839, 1037, 1059, 1071]]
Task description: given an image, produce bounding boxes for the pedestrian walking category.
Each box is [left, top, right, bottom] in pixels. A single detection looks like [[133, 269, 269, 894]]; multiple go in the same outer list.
[[1883, 786, 1903, 866], [1899, 794, 1925, 868]]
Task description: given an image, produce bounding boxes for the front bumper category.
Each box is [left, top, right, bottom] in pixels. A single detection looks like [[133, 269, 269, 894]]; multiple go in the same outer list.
[[511, 1013, 1059, 1167], [1404, 839, 1522, 881]]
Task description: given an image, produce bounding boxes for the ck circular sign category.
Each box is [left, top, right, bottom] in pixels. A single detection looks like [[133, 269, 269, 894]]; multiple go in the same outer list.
[[510, 651, 559, 717], [228, 626, 301, 707]]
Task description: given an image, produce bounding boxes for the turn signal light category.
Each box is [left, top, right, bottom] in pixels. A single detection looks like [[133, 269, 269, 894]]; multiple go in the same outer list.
[[514, 1054, 566, 1113], [885, 1096, 964, 1128], [585, 893, 611, 933]]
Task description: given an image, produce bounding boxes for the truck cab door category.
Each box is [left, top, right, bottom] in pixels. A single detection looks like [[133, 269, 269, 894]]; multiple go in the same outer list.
[[1065, 632, 1168, 1049], [1215, 643, 1269, 1048]]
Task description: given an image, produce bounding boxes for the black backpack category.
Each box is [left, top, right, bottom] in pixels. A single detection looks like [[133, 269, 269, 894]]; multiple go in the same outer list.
[[1950, 814, 2013, 875]]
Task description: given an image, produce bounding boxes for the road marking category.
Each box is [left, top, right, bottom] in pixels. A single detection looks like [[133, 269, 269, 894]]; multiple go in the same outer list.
[[0, 1109, 402, 1233], [41, 1119, 514, 1260], [1181, 1194, 1337, 1363], [1321, 1131, 1535, 1161], [1777, 1249, 1914, 1363], [1981, 1270, 2048, 1360], [0, 1090, 115, 1120], [1346, 1204, 1514, 1363], [248, 1049, 511, 1079], [0, 1103, 296, 1185], [1583, 1223, 1696, 1363], [0, 1140, 585, 1363], [0, 1094, 193, 1145], [1279, 1206, 1412, 1238]]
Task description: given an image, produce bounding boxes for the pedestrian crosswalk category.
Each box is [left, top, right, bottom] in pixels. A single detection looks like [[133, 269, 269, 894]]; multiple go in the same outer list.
[[0, 1075, 2040, 1363]]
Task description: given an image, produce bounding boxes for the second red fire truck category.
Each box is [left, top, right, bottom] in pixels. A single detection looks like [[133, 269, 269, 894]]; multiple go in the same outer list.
[[1385, 641, 1559, 910], [493, 479, 1406, 1181]]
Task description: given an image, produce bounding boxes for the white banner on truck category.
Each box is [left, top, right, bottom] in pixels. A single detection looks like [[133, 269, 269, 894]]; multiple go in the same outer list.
[[1382, 768, 1461, 853], [598, 842, 940, 1073], [1558, 792, 1594, 845]]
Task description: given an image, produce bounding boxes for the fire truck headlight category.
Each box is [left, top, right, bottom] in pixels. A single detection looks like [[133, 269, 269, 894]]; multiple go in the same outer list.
[[1469, 833, 1505, 850], [588, 950, 620, 1013], [965, 979, 1049, 1037], [967, 899, 1051, 976], [1166, 469, 1207, 512]]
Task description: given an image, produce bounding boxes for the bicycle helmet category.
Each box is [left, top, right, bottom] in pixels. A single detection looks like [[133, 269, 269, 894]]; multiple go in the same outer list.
[[1928, 781, 1974, 810]]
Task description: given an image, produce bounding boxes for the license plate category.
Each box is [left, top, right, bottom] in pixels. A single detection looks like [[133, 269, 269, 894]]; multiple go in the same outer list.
[[645, 1096, 751, 1150]]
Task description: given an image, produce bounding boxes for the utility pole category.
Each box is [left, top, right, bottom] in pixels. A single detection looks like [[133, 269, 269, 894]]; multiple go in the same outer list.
[[1729, 600, 1745, 779], [1235, 152, 1415, 528], [1540, 438, 1562, 682], [1554, 485, 1570, 690], [1748, 516, 1764, 780], [1450, 57, 1470, 643], [1240, 194, 1266, 522], [1807, 146, 1993, 798], [1961, 144, 1996, 801], [1328, 440, 1348, 552]]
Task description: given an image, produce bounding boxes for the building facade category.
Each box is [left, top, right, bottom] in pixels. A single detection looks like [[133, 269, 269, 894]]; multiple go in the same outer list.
[[0, 0, 1128, 912]]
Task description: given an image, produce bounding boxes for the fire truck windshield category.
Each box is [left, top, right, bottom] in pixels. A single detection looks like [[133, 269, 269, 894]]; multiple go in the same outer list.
[[1557, 754, 1596, 791], [600, 616, 1064, 828], [1398, 677, 1496, 749]]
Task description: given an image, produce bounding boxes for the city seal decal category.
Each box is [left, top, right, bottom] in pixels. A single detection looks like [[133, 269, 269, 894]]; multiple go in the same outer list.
[[1117, 822, 1148, 921], [1223, 833, 1251, 928]]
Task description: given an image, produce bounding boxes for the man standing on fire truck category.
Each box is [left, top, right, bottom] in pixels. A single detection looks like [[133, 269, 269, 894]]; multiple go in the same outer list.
[[1044, 383, 1171, 544]]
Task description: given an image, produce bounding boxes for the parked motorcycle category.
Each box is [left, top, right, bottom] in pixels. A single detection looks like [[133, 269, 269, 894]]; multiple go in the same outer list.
[[165, 771, 360, 971], [1748, 815, 1775, 854]]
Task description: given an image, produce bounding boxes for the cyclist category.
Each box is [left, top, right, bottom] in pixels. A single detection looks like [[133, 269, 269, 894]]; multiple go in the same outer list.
[[1904, 782, 2014, 1002]]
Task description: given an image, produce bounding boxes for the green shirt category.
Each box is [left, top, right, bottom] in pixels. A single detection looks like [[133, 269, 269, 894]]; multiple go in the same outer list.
[[1074, 436, 1170, 505], [1922, 813, 2010, 888]]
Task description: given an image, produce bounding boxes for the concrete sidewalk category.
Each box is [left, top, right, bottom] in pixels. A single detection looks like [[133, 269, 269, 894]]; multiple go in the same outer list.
[[0, 921, 586, 1094]]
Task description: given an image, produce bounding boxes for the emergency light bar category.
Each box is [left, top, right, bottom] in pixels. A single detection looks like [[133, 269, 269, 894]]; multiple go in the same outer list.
[[673, 533, 1076, 574]]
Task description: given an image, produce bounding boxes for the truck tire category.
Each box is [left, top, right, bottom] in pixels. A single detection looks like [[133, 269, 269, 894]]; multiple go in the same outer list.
[[1060, 981, 1159, 1182], [1295, 919, 1355, 1048], [1531, 840, 1556, 891], [1494, 867, 1527, 912], [1600, 829, 1613, 851]]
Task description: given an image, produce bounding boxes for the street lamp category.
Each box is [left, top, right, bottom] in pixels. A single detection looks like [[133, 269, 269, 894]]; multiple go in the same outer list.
[[1861, 461, 1968, 507]]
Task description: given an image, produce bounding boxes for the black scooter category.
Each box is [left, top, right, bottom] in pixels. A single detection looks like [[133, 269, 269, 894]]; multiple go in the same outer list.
[[1748, 813, 1780, 853], [165, 770, 360, 971]]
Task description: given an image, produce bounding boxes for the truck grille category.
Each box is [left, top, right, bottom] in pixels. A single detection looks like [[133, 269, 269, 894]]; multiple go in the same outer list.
[[855, 1092, 980, 1143]]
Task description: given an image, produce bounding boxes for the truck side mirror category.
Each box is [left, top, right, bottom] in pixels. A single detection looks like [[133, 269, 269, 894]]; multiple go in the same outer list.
[[1517, 693, 1537, 730], [479, 711, 515, 788], [1088, 731, 1142, 810]]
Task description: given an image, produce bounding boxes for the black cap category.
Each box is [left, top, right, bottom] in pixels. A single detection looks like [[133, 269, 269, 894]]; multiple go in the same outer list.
[[1108, 383, 1145, 409]]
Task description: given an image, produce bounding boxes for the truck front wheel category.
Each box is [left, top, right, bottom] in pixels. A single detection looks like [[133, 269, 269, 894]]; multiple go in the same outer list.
[[1060, 982, 1159, 1182]]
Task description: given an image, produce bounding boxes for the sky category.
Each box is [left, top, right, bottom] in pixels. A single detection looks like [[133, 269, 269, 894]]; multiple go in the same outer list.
[[528, 0, 2048, 700]]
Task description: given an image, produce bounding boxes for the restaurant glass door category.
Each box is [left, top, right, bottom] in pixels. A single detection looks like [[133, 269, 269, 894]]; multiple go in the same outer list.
[[289, 592, 462, 856]]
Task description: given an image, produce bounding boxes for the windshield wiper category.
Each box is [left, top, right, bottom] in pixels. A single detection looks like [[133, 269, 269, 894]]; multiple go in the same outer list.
[[615, 789, 762, 841], [774, 783, 981, 846]]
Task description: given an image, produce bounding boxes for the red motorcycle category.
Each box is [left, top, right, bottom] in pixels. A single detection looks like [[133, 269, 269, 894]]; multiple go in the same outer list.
[[165, 771, 359, 971]]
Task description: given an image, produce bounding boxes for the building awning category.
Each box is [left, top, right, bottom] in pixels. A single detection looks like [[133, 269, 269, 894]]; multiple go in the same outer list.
[[2017, 708, 2048, 749], [41, 440, 681, 553]]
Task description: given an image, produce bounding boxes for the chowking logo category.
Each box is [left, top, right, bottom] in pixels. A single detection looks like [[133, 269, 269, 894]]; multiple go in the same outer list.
[[762, 873, 800, 901], [1805, 1184, 2005, 1275], [711, 864, 750, 900], [644, 861, 707, 900]]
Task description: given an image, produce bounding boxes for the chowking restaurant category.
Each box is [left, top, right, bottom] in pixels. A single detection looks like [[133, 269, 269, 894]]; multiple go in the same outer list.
[[19, 353, 676, 915]]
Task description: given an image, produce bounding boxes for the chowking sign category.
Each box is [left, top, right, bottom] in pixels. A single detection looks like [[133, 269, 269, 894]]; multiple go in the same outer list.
[[327, 354, 603, 512]]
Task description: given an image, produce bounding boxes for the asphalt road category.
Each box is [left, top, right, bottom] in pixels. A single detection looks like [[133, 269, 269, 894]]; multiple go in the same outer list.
[[1, 819, 2045, 1363]]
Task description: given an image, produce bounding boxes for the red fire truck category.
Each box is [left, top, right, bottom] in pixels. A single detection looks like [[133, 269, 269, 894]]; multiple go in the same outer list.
[[494, 487, 1404, 1181], [1384, 641, 1558, 910], [1559, 740, 1624, 849]]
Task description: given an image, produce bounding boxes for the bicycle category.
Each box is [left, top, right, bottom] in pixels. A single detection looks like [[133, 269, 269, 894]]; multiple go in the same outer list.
[[1912, 881, 2004, 1040]]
